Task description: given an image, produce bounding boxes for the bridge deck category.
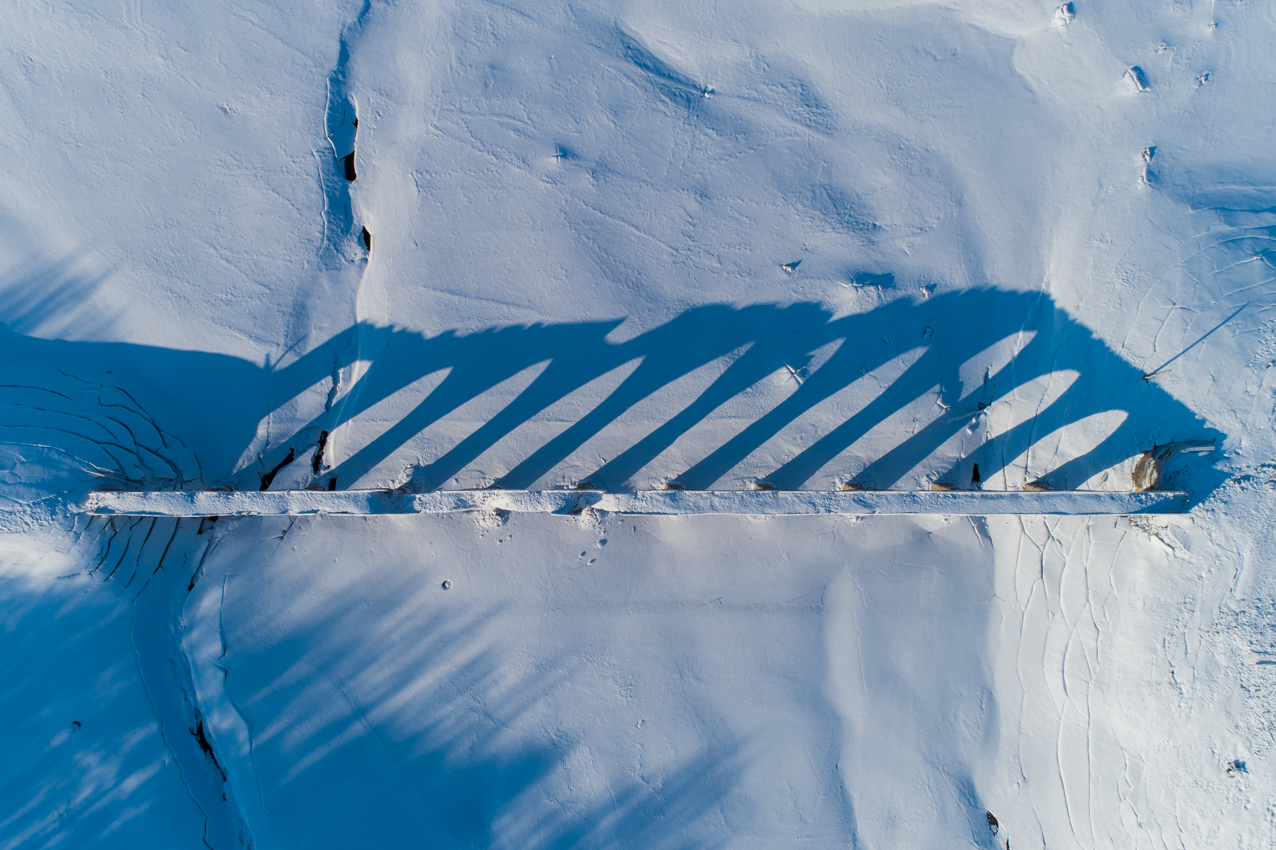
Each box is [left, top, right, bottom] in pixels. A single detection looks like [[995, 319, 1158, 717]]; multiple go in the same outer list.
[[79, 489, 1190, 517]]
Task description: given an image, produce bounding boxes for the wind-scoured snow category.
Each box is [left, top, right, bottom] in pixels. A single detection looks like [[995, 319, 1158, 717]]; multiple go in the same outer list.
[[2, 0, 1275, 848]]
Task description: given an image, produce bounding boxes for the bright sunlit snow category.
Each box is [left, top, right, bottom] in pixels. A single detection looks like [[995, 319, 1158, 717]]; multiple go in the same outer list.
[[2, 1, 1275, 847]]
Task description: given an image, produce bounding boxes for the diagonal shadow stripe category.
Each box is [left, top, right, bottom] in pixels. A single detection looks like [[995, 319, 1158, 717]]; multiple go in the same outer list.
[[0, 286, 1222, 502]]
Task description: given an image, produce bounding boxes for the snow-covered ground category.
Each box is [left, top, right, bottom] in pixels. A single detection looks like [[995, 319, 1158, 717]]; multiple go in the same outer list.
[[2, 0, 1275, 846]]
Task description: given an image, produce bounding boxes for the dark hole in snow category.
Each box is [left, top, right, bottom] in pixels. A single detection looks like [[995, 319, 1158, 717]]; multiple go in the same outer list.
[[328, 477, 337, 491], [986, 811, 999, 835], [971, 463, 981, 485], [851, 271, 895, 289], [342, 152, 357, 181], [441, 579, 451, 589], [361, 227, 371, 251], [191, 720, 226, 780], [193, 721, 213, 757], [260, 447, 296, 490], [313, 430, 329, 474]]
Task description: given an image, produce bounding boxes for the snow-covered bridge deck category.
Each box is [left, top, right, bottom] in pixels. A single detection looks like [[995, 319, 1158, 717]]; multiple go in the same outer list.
[[80, 488, 1190, 517]]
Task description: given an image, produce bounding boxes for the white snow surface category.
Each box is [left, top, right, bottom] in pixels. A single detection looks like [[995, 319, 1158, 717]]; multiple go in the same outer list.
[[2, 0, 1276, 847], [78, 486, 1191, 517]]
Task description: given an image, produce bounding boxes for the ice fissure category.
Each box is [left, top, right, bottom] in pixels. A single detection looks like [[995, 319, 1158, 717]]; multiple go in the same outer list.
[[123, 519, 255, 849]]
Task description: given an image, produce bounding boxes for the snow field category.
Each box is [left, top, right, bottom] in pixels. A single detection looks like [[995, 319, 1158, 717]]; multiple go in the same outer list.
[[2, 0, 1276, 847]]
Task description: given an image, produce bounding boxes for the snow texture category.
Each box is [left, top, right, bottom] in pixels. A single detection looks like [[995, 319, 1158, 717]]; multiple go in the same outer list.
[[78, 487, 1190, 517], [2, 0, 1276, 847]]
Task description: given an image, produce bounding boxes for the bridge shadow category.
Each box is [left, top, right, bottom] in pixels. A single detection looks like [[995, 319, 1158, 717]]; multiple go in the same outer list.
[[0, 280, 1222, 504]]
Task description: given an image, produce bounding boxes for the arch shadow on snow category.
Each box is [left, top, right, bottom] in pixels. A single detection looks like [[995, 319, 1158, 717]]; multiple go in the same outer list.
[[0, 267, 1222, 847], [0, 271, 1224, 507], [238, 288, 1224, 501]]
